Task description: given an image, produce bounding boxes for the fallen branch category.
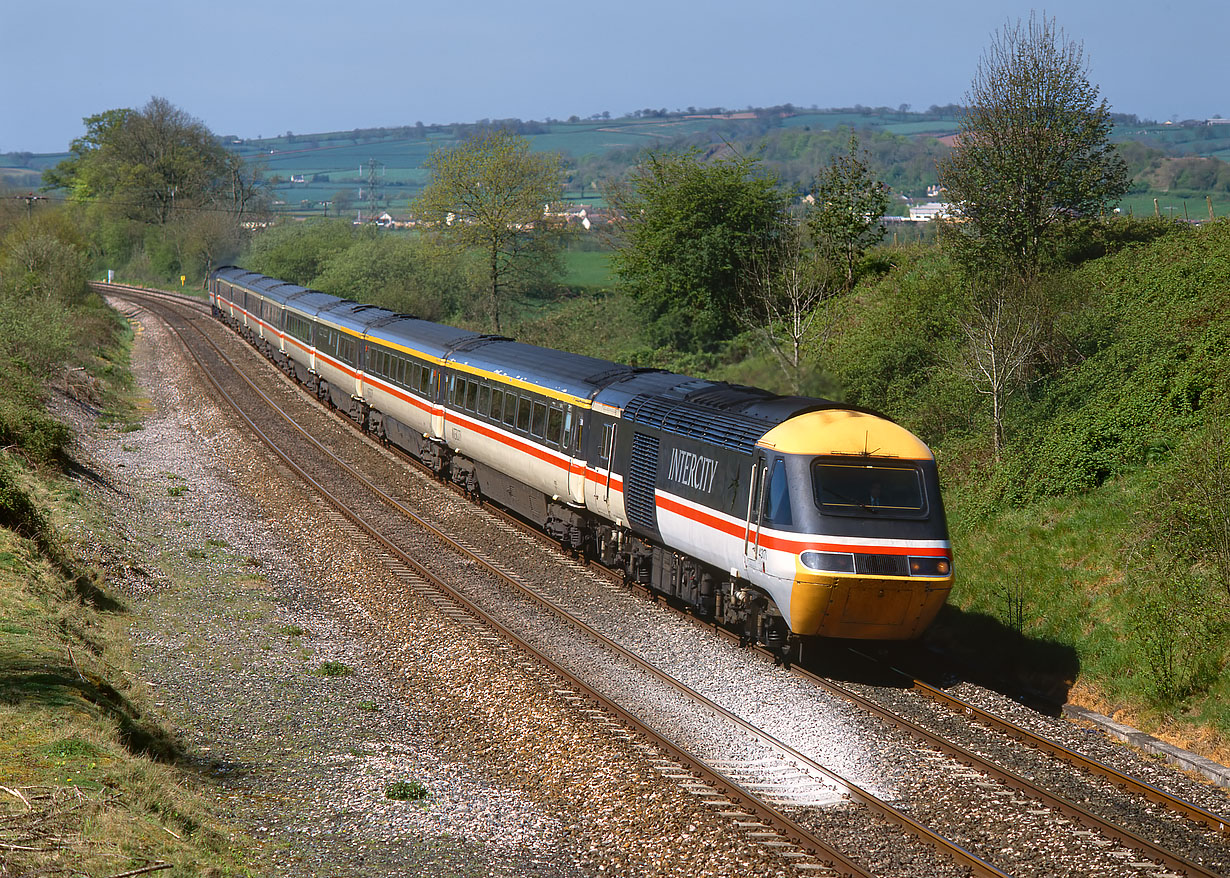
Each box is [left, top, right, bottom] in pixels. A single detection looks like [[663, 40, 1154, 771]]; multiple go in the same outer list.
[[0, 786, 30, 811], [104, 863, 173, 878], [65, 644, 88, 685]]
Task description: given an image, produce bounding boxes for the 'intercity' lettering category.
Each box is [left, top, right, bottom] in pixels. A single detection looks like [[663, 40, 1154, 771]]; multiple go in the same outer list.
[[666, 448, 718, 494]]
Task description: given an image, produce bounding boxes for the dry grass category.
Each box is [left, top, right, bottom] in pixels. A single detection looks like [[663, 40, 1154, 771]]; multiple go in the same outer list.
[[0, 473, 248, 877]]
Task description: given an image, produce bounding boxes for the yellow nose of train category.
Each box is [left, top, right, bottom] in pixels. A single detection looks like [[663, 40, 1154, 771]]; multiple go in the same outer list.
[[790, 566, 953, 639]]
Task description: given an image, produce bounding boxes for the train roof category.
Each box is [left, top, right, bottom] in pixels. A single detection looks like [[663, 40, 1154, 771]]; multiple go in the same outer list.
[[315, 300, 398, 334], [596, 373, 857, 454], [212, 265, 263, 287], [214, 266, 325, 309], [284, 290, 345, 314], [366, 314, 486, 363], [446, 338, 640, 404], [209, 267, 880, 442]]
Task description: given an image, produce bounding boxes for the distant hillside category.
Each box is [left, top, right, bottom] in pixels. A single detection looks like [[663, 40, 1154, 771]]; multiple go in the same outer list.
[[10, 106, 1230, 218]]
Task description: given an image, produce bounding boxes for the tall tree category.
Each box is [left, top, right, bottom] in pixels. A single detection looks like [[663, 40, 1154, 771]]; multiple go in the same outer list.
[[414, 128, 564, 332], [609, 150, 788, 352], [936, 13, 1129, 283], [44, 98, 252, 225], [807, 133, 889, 291], [43, 97, 266, 277]]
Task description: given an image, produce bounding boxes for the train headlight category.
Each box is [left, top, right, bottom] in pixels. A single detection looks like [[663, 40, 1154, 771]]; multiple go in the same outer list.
[[800, 551, 856, 573], [908, 556, 952, 577]]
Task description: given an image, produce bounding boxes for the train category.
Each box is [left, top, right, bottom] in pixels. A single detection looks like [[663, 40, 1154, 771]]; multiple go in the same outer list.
[[208, 266, 953, 650]]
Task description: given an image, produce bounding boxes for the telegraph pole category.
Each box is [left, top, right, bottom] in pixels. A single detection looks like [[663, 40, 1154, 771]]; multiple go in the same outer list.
[[14, 193, 47, 217]]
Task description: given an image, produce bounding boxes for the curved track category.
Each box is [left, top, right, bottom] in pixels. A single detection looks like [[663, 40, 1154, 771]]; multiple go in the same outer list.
[[100, 283, 1230, 878]]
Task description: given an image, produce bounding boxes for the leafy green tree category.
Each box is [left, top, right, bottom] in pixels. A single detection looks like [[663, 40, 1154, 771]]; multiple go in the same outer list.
[[46, 98, 234, 224], [807, 133, 889, 290], [609, 150, 788, 352], [936, 13, 1129, 283], [936, 15, 1129, 460], [414, 129, 564, 332], [43, 97, 266, 278]]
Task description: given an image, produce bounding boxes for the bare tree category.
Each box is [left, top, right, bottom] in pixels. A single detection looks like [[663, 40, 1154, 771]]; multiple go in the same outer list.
[[949, 280, 1042, 460], [738, 220, 839, 393]]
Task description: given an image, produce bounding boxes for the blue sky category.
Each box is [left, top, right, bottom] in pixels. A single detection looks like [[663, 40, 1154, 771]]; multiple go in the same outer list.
[[3, 0, 1227, 154]]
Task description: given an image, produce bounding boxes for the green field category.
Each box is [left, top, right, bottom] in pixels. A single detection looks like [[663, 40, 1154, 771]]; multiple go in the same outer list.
[[561, 247, 614, 290], [1117, 191, 1230, 219]]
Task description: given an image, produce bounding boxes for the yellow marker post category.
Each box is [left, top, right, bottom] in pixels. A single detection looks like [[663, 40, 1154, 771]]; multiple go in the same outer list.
[[180, 275, 186, 287]]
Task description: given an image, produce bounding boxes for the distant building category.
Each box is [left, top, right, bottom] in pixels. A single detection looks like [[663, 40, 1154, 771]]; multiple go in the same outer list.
[[908, 202, 953, 221]]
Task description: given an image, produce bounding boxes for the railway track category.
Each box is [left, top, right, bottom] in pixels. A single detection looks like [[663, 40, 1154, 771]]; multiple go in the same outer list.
[[100, 283, 1230, 878]]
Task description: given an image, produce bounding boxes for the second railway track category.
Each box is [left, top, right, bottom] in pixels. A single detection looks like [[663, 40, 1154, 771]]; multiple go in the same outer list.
[[104, 283, 1230, 878]]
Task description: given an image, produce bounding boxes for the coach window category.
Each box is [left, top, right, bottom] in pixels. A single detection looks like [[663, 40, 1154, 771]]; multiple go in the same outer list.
[[530, 401, 547, 439], [464, 380, 478, 411], [477, 384, 490, 417], [504, 393, 518, 427], [422, 366, 434, 397], [763, 458, 794, 528], [562, 408, 574, 451], [546, 406, 564, 447], [516, 396, 531, 432], [490, 388, 504, 422]]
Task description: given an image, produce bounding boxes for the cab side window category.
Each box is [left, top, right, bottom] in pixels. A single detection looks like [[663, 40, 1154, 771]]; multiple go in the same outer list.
[[763, 459, 793, 527]]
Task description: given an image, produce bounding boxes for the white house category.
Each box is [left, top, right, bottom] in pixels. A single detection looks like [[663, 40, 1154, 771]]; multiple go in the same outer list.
[[908, 202, 953, 222]]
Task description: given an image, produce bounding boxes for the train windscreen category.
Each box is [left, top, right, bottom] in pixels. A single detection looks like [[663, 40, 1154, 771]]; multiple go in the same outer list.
[[812, 461, 924, 515]]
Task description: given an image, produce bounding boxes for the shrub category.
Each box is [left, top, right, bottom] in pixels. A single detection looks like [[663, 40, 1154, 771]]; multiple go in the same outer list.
[[315, 661, 353, 677], [384, 780, 428, 801], [1130, 566, 1229, 707]]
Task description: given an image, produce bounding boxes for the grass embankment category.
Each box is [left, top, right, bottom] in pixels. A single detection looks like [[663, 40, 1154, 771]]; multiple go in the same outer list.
[[853, 221, 1230, 759], [944, 465, 1230, 760], [0, 285, 250, 874]]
